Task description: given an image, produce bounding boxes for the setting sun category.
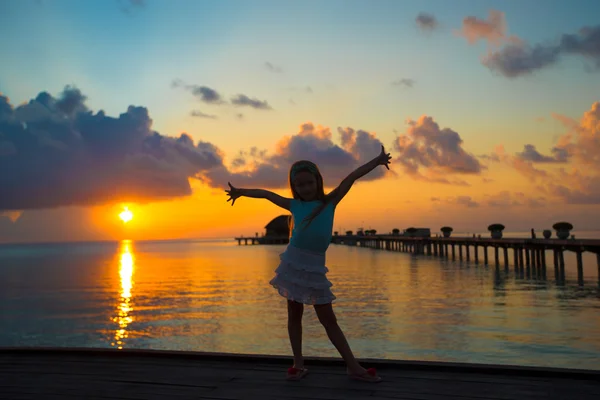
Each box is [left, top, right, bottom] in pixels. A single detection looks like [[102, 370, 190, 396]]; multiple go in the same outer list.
[[119, 207, 133, 223]]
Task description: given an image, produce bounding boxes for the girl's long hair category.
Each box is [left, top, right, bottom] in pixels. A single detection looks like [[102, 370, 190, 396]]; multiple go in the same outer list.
[[288, 160, 332, 236]]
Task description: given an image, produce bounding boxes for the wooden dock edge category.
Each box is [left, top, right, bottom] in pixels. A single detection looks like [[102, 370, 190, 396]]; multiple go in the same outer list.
[[1, 347, 598, 381]]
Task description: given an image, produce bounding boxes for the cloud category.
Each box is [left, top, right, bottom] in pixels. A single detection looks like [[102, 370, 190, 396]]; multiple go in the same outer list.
[[548, 170, 600, 204], [430, 195, 481, 207], [485, 191, 546, 208], [119, 0, 145, 15], [0, 86, 225, 210], [483, 42, 561, 78], [443, 196, 479, 208], [457, 10, 512, 46], [516, 144, 568, 163], [483, 25, 600, 77], [544, 101, 600, 204], [173, 79, 274, 112], [202, 122, 388, 189], [230, 147, 268, 169], [391, 78, 415, 88], [190, 110, 217, 119], [416, 13, 438, 32], [552, 101, 600, 167], [172, 80, 224, 104], [392, 116, 483, 185], [230, 94, 272, 110], [482, 144, 549, 182], [435, 192, 546, 210], [0, 211, 23, 223], [481, 102, 600, 204], [265, 62, 283, 73]]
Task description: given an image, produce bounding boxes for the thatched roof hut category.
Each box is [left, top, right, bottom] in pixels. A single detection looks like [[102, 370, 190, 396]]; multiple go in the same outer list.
[[265, 215, 291, 237]]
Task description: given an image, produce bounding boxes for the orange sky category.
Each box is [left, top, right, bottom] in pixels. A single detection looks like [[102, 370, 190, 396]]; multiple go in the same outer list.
[[1, 3, 600, 243]]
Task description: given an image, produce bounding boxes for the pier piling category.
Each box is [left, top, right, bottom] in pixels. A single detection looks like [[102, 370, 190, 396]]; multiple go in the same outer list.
[[324, 235, 600, 284]]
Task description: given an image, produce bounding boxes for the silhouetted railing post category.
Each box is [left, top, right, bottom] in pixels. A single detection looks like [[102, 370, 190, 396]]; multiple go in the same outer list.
[[576, 250, 584, 286]]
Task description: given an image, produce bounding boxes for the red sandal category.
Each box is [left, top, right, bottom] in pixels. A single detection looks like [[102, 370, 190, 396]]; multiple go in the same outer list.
[[348, 367, 382, 383], [287, 367, 309, 381]]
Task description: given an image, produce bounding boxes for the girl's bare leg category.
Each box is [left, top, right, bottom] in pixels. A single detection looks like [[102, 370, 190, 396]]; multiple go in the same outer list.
[[313, 303, 366, 374], [287, 300, 304, 368]]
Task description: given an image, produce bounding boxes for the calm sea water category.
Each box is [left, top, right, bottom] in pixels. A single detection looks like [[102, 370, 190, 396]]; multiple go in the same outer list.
[[0, 235, 599, 370]]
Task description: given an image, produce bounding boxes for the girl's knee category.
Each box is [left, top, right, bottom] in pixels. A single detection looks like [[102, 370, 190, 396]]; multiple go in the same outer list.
[[287, 300, 304, 320], [314, 304, 337, 328]]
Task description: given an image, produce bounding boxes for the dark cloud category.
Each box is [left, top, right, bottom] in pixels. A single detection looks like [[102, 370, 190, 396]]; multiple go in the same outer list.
[[172, 79, 224, 104], [391, 78, 415, 88], [0, 87, 224, 210], [173, 79, 273, 113], [416, 13, 438, 32], [231, 94, 272, 110], [483, 42, 561, 78], [202, 123, 388, 189], [393, 116, 483, 184], [560, 25, 600, 66], [483, 25, 600, 78], [516, 144, 568, 163], [190, 110, 218, 119], [265, 62, 283, 73]]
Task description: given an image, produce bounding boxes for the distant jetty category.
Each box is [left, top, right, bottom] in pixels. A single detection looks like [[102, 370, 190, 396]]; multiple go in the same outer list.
[[235, 215, 290, 245], [331, 224, 600, 286]]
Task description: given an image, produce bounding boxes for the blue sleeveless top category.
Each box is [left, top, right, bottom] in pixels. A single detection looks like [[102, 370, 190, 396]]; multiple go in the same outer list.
[[289, 199, 335, 254]]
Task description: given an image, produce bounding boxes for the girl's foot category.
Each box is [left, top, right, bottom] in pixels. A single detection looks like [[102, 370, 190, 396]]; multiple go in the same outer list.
[[287, 366, 309, 381], [347, 366, 382, 383]]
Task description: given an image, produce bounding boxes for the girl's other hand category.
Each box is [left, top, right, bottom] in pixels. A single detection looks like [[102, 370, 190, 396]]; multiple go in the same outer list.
[[225, 182, 242, 206], [377, 145, 391, 170]]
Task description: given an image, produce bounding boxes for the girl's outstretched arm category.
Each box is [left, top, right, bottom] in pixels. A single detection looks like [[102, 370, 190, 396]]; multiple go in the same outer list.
[[225, 183, 292, 210], [327, 145, 391, 206]]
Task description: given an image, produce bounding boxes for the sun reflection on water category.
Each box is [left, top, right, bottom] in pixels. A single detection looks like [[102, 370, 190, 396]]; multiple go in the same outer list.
[[112, 240, 135, 349]]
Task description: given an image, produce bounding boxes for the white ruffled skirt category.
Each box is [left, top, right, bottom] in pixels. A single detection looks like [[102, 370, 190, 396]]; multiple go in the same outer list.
[[269, 244, 336, 305]]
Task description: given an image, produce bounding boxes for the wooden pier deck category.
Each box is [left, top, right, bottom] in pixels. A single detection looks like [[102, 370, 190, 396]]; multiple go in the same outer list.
[[1, 348, 599, 400]]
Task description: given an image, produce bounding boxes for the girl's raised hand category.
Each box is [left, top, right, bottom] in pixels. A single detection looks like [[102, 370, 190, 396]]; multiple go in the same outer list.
[[225, 182, 242, 206], [377, 145, 391, 170]]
